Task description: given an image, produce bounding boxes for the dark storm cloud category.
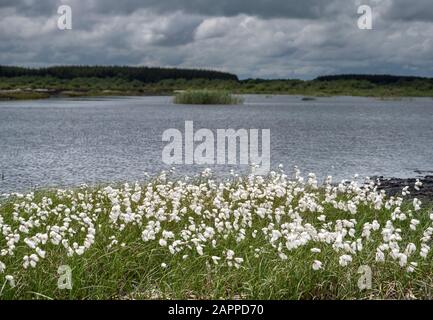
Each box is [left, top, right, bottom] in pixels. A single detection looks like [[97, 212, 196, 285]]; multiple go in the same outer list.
[[1, 0, 433, 78], [90, 0, 328, 19], [385, 0, 433, 22], [1, 0, 342, 19], [4, 0, 433, 21], [0, 0, 58, 16]]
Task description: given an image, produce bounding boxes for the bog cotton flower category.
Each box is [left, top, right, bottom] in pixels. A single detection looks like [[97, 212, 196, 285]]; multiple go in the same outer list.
[[399, 254, 408, 267], [312, 260, 322, 271], [36, 247, 46, 259], [75, 247, 85, 256], [339, 255, 352, 267], [234, 257, 244, 264], [410, 219, 420, 231], [376, 250, 385, 262], [407, 262, 418, 273], [278, 252, 288, 260], [5, 275, 14, 287], [413, 198, 422, 211], [317, 215, 326, 222], [226, 250, 235, 260], [211, 256, 221, 265]]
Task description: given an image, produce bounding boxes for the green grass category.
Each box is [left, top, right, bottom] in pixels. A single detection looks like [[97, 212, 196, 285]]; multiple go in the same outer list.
[[174, 90, 244, 105], [0, 91, 50, 100]]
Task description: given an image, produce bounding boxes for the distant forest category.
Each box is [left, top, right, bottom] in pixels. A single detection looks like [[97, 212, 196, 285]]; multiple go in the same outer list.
[[315, 74, 433, 84], [0, 66, 239, 82], [2, 65, 433, 84]]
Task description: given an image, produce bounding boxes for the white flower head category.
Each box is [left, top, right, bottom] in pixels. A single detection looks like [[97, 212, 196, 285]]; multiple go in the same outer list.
[[312, 260, 322, 271]]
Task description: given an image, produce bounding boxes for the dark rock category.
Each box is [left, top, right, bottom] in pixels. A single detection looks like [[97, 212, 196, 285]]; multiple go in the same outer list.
[[374, 176, 433, 201]]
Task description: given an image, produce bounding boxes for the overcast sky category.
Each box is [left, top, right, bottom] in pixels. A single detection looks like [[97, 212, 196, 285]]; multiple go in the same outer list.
[[1, 0, 433, 79]]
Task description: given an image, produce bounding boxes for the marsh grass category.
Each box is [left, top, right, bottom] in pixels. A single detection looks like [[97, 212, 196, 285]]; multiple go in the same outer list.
[[0, 91, 50, 101], [0, 172, 432, 300], [174, 90, 243, 105]]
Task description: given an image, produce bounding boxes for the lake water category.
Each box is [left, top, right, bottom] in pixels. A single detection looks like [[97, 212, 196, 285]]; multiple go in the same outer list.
[[1, 95, 433, 193]]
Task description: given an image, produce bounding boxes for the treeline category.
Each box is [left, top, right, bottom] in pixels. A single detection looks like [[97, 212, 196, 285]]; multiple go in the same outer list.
[[0, 66, 239, 83], [315, 74, 433, 85], [2, 66, 431, 86]]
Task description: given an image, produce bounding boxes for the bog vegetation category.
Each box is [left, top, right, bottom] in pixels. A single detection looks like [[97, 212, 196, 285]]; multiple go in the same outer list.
[[0, 168, 432, 300]]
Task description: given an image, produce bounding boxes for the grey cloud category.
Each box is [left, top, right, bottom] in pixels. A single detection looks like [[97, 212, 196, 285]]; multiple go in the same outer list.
[[385, 0, 433, 22], [0, 0, 58, 16], [4, 0, 433, 22], [151, 14, 204, 46], [94, 0, 329, 19], [3, 0, 345, 19], [1, 1, 433, 79]]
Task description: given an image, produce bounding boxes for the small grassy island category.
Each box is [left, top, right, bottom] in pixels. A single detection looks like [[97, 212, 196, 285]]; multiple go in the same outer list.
[[1, 66, 433, 100], [174, 90, 243, 105]]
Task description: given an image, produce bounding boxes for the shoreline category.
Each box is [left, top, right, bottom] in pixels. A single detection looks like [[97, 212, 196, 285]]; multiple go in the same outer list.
[[0, 89, 173, 101], [1, 90, 433, 102], [376, 176, 433, 200], [3, 175, 433, 201]]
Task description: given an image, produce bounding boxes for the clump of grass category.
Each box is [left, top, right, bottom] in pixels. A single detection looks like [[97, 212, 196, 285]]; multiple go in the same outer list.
[[174, 90, 243, 105], [301, 96, 316, 101]]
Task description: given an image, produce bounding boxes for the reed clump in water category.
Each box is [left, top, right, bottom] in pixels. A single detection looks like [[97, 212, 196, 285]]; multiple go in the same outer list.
[[174, 90, 243, 105]]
